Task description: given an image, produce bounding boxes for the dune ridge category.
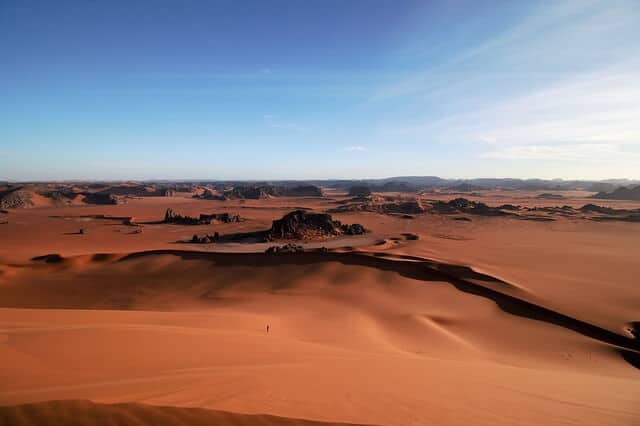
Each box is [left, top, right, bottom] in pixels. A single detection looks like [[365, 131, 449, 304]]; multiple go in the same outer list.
[[8, 249, 640, 362], [0, 400, 372, 426], [2, 248, 639, 425]]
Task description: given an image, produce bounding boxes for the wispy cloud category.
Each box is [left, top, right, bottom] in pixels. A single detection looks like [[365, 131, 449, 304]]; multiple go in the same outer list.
[[341, 145, 367, 152], [372, 0, 640, 169], [481, 143, 619, 160], [432, 67, 639, 146]]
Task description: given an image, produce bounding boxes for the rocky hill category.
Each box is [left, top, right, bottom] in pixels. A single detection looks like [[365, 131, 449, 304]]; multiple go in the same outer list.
[[592, 186, 640, 201], [267, 210, 366, 240], [223, 185, 323, 199], [0, 188, 34, 209]]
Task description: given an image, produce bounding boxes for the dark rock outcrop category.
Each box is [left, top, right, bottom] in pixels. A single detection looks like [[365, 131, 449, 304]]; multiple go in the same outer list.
[[163, 209, 241, 225], [380, 200, 426, 214], [0, 189, 34, 209], [348, 186, 372, 197], [328, 198, 426, 216], [432, 198, 507, 216], [265, 243, 304, 254], [536, 193, 565, 200], [225, 186, 274, 199], [82, 192, 120, 205], [266, 210, 366, 240], [592, 186, 640, 201], [198, 212, 242, 223], [282, 185, 323, 197], [190, 232, 220, 243], [222, 185, 323, 199], [193, 189, 226, 200], [580, 204, 617, 214]]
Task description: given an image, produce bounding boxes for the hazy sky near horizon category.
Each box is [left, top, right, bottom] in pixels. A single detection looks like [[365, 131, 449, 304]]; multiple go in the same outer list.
[[1, 0, 639, 181]]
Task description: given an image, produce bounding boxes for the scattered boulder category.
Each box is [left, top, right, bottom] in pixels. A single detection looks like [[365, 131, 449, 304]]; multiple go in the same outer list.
[[198, 212, 242, 223], [190, 232, 220, 244], [342, 223, 367, 235], [265, 243, 304, 254], [164, 209, 242, 225], [402, 233, 420, 240]]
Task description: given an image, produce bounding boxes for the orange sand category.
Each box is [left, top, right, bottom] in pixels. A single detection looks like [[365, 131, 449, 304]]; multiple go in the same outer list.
[[1, 192, 639, 425]]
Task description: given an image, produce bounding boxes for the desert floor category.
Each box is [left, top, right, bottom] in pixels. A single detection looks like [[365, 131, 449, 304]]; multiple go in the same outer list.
[[1, 191, 639, 425]]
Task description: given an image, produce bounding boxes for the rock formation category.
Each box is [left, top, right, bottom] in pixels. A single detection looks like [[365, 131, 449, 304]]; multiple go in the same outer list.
[[222, 185, 323, 199], [282, 185, 323, 197], [536, 193, 565, 200], [431, 198, 507, 216], [380, 200, 426, 214], [265, 243, 305, 254], [592, 186, 640, 201], [348, 185, 372, 197], [163, 209, 241, 225], [266, 210, 367, 240], [82, 192, 120, 205], [190, 232, 220, 243], [0, 189, 34, 209]]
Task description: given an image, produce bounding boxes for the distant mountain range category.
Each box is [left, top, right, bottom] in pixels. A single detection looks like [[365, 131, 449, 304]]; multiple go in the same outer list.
[[4, 177, 640, 196]]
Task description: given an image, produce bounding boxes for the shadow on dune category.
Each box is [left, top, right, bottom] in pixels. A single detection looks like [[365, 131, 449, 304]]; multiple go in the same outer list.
[[21, 249, 640, 367], [0, 400, 373, 426], [120, 250, 640, 356]]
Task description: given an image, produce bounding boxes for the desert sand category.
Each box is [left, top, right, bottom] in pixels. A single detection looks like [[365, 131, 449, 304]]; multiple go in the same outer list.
[[1, 189, 639, 425]]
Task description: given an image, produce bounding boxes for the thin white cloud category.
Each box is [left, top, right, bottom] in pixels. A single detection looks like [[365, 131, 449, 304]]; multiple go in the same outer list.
[[341, 146, 367, 152], [373, 0, 640, 170], [481, 143, 619, 160]]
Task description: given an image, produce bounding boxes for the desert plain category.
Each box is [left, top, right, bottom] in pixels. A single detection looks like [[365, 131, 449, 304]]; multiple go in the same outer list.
[[0, 183, 639, 426]]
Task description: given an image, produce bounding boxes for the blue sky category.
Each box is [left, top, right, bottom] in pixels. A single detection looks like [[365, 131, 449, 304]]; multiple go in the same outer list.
[[1, 0, 639, 180]]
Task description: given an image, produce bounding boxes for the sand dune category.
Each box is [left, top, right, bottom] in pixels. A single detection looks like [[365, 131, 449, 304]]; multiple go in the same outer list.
[[0, 400, 369, 426], [1, 193, 640, 425], [1, 250, 639, 425]]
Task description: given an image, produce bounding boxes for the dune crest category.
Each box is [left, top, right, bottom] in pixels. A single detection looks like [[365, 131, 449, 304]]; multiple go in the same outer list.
[[0, 400, 371, 426]]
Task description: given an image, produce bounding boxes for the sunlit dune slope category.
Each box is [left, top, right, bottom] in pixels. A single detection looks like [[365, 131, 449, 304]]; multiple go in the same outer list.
[[1, 250, 639, 426]]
